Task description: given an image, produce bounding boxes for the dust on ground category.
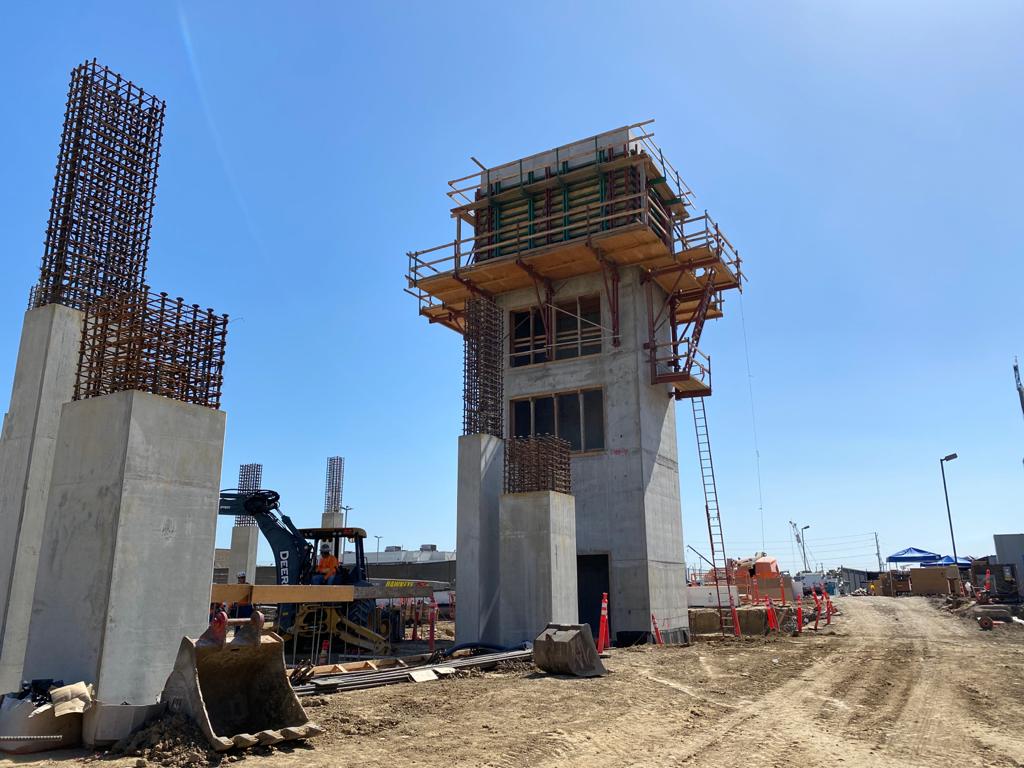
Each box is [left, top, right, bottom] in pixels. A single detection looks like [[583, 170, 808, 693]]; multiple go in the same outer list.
[[5, 598, 1023, 768]]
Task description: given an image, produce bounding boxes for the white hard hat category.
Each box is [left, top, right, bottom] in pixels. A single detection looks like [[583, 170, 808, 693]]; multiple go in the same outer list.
[[236, 571, 246, 579]]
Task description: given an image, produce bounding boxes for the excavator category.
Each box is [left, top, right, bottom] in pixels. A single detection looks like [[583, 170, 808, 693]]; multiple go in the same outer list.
[[217, 489, 397, 654]]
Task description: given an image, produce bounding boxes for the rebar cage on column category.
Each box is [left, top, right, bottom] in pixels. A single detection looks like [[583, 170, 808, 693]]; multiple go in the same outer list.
[[74, 288, 228, 409], [324, 456, 345, 516], [235, 463, 263, 526], [34, 59, 165, 311], [504, 435, 571, 495], [463, 297, 504, 437]]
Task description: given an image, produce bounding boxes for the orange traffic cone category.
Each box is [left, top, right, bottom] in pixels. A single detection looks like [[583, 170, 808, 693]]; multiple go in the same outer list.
[[597, 592, 610, 653], [651, 614, 664, 646]]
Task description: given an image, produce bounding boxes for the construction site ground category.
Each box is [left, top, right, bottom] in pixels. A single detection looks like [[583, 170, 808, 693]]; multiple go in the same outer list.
[[5, 597, 1023, 768]]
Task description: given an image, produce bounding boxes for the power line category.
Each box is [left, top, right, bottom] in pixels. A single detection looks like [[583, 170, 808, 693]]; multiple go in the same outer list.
[[738, 291, 765, 550]]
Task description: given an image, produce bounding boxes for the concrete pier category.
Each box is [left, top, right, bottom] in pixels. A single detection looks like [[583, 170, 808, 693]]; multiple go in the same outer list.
[[228, 525, 259, 582], [498, 491, 578, 647], [455, 433, 504, 645], [22, 390, 225, 705], [0, 304, 82, 691]]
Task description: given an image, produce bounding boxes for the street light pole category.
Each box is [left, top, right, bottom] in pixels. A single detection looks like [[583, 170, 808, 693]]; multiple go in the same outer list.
[[800, 525, 811, 572], [374, 535, 382, 563], [940, 453, 959, 565]]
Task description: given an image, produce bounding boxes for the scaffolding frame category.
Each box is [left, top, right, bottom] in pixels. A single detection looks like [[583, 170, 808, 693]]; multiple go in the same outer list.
[[405, 122, 741, 348]]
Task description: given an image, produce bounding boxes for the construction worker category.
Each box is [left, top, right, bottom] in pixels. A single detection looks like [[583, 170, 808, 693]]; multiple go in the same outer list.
[[231, 572, 253, 618], [316, 542, 339, 583]]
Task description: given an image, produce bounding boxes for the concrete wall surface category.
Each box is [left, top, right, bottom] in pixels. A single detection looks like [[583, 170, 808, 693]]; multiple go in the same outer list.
[[497, 268, 689, 637], [455, 434, 503, 645], [228, 525, 259, 583], [0, 304, 82, 692], [498, 491, 578, 646], [23, 390, 225, 704]]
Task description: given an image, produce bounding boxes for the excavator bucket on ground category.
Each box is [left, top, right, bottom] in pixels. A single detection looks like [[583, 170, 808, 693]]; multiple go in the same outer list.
[[161, 612, 322, 751], [533, 623, 606, 678]]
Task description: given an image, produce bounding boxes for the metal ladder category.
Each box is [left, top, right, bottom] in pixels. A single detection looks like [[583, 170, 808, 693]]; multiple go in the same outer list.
[[692, 396, 736, 636]]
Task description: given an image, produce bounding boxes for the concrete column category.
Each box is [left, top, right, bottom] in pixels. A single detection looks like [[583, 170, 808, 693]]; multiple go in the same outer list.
[[22, 390, 226, 705], [498, 490, 578, 647], [321, 511, 344, 528], [228, 525, 259, 583], [0, 304, 82, 691], [455, 433, 504, 645]]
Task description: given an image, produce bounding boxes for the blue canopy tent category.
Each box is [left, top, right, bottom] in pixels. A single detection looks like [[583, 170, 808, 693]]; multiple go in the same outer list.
[[887, 547, 941, 564], [920, 555, 972, 568]]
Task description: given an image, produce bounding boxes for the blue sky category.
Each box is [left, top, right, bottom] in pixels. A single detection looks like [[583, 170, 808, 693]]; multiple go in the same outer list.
[[1, 2, 1021, 572]]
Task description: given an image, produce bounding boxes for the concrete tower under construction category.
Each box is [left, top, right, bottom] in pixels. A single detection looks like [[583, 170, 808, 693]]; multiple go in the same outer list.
[[407, 121, 743, 644]]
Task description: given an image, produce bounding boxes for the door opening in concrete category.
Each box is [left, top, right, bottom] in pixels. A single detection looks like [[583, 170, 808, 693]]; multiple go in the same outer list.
[[577, 554, 609, 639]]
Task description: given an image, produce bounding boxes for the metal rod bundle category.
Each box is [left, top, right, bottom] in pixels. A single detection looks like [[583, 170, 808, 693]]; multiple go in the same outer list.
[[235, 463, 263, 526], [34, 59, 165, 311], [74, 287, 228, 409], [504, 434, 571, 494], [324, 456, 345, 515], [295, 648, 533, 695], [463, 297, 504, 437]]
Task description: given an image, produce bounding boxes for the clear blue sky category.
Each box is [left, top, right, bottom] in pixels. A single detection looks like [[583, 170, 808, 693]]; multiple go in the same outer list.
[[2, 2, 1021, 572]]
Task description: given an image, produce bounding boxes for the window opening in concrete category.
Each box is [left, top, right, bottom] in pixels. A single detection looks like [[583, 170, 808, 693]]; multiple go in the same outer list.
[[511, 294, 602, 367], [582, 389, 605, 451], [534, 396, 555, 436], [512, 399, 531, 438], [556, 393, 582, 451], [510, 307, 547, 367], [510, 388, 604, 452]]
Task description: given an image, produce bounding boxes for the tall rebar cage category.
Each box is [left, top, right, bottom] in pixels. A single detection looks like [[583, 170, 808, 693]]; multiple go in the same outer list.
[[463, 297, 504, 437], [235, 463, 263, 526], [33, 59, 165, 311], [74, 288, 228, 409], [504, 435, 571, 495], [324, 456, 345, 515]]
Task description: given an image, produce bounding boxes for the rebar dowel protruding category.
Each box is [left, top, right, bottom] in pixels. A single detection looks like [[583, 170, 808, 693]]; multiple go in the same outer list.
[[504, 434, 571, 495]]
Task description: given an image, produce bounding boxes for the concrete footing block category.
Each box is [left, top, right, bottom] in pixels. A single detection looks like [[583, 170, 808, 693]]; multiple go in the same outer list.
[[22, 390, 225, 705], [498, 491, 578, 647], [0, 304, 82, 692]]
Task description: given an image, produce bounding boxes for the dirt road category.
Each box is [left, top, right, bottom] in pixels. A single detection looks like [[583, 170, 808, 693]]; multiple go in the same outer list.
[[5, 597, 1023, 768]]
